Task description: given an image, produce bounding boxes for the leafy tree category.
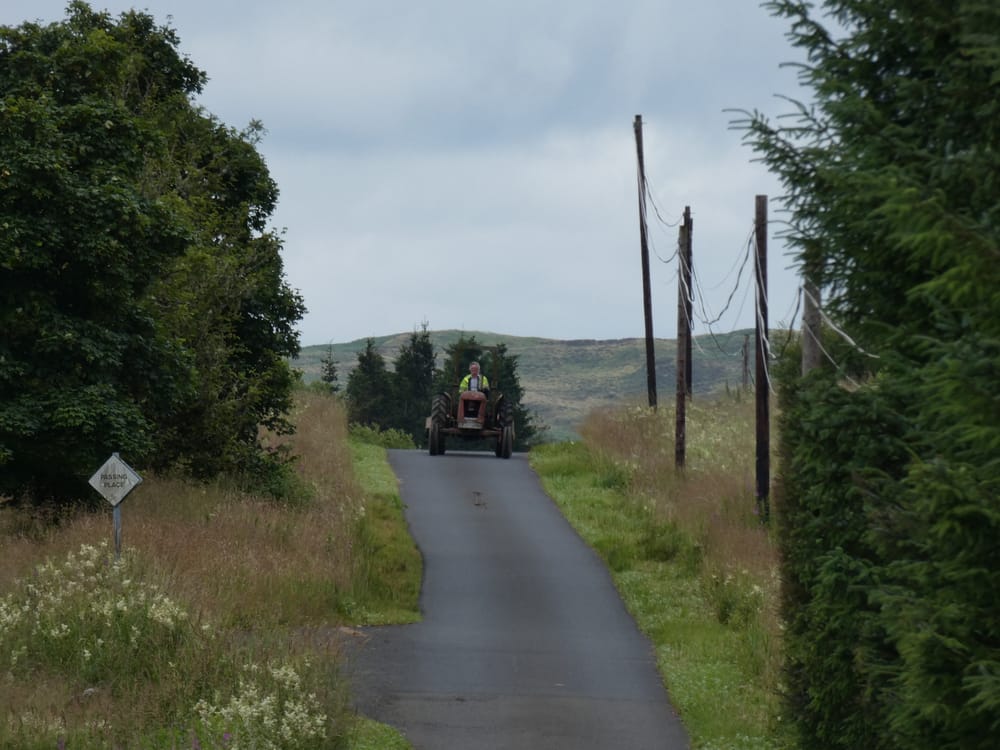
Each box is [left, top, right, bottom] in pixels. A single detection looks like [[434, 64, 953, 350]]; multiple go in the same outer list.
[[320, 344, 340, 393], [0, 3, 304, 502], [392, 325, 435, 444], [145, 114, 304, 480], [0, 3, 197, 501], [735, 2, 1000, 747], [345, 338, 392, 429]]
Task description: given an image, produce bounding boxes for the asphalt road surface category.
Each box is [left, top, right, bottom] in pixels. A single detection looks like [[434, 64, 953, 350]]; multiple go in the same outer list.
[[346, 449, 690, 749]]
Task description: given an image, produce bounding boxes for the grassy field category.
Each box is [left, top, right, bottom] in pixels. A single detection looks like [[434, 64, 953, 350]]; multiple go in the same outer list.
[[1, 386, 788, 748], [0, 391, 418, 749]]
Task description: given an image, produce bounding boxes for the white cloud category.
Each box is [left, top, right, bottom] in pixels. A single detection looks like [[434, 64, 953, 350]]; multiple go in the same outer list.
[[5, 0, 809, 344]]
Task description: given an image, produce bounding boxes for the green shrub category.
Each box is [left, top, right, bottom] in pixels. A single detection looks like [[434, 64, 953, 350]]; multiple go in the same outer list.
[[348, 424, 416, 449], [639, 520, 698, 567], [703, 570, 765, 628]]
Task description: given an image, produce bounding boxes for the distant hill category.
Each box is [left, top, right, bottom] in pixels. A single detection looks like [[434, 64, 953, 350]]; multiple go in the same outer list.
[[292, 329, 756, 441]]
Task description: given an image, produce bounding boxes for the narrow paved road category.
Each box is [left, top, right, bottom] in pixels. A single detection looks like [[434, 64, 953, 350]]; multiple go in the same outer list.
[[347, 449, 690, 749]]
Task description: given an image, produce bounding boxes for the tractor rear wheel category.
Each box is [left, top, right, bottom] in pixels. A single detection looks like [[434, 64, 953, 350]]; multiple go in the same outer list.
[[430, 394, 448, 455]]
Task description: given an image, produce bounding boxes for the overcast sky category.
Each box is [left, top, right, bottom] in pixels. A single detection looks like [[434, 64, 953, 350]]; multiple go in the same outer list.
[[6, 1, 810, 347]]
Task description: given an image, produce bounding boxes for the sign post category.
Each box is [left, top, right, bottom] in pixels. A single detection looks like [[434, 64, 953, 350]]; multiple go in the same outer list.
[[89, 453, 143, 560]]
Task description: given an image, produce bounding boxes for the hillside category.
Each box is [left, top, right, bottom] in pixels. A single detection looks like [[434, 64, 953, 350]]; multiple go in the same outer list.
[[292, 329, 756, 441]]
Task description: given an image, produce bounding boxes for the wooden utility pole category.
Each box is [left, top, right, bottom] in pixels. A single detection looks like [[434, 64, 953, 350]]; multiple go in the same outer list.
[[754, 195, 770, 522], [682, 206, 693, 397], [802, 254, 823, 375], [742, 334, 750, 390], [675, 221, 689, 469], [634, 114, 657, 409]]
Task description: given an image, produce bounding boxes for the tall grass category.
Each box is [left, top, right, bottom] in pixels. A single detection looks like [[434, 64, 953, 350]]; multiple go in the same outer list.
[[533, 392, 788, 749], [0, 390, 418, 748]]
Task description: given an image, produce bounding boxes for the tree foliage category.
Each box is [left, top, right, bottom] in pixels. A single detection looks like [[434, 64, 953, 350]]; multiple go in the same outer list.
[[345, 338, 391, 430], [319, 344, 340, 393], [344, 329, 437, 444], [392, 326, 436, 444], [735, 2, 1000, 747], [143, 113, 304, 480], [0, 3, 303, 502]]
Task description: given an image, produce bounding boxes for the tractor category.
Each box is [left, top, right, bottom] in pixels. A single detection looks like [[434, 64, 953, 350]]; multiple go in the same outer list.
[[426, 351, 515, 458]]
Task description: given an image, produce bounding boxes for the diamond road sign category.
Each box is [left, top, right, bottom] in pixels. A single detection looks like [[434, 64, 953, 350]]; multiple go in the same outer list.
[[89, 453, 143, 507]]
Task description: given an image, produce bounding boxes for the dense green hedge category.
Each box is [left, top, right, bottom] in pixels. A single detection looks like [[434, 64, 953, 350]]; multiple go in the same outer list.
[[775, 366, 902, 749], [743, 2, 1000, 747], [777, 346, 1000, 750]]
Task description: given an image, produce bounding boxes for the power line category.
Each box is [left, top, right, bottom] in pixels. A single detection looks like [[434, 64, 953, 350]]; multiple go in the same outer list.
[[755, 282, 778, 396], [774, 285, 803, 362], [644, 177, 682, 229], [682, 223, 757, 359], [703, 226, 757, 292], [801, 287, 880, 360], [690, 231, 753, 328]]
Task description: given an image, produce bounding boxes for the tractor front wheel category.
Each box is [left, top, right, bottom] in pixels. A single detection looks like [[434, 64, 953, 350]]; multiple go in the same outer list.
[[495, 397, 513, 458]]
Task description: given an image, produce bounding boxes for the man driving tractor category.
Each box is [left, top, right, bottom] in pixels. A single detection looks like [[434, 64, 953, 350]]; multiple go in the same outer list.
[[460, 361, 489, 394], [459, 361, 489, 418], [427, 350, 513, 458]]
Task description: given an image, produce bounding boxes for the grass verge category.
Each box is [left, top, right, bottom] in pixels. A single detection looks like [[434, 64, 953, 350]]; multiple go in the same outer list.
[[341, 439, 422, 625]]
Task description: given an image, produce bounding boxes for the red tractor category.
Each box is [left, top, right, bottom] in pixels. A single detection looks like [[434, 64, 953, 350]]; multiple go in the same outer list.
[[426, 354, 514, 458]]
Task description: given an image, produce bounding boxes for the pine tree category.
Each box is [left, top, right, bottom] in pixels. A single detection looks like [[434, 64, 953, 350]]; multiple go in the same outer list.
[[392, 325, 436, 444], [734, 3, 1000, 747], [483, 343, 543, 450], [345, 339, 391, 429], [434, 335, 483, 393], [320, 344, 340, 393]]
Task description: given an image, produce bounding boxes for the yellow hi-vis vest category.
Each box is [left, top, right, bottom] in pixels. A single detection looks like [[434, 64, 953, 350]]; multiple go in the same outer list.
[[460, 373, 489, 392]]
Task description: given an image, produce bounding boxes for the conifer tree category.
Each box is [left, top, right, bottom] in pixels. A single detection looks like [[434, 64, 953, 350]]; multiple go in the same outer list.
[[320, 344, 340, 393], [735, 3, 1000, 747], [392, 325, 436, 444], [345, 339, 391, 429]]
